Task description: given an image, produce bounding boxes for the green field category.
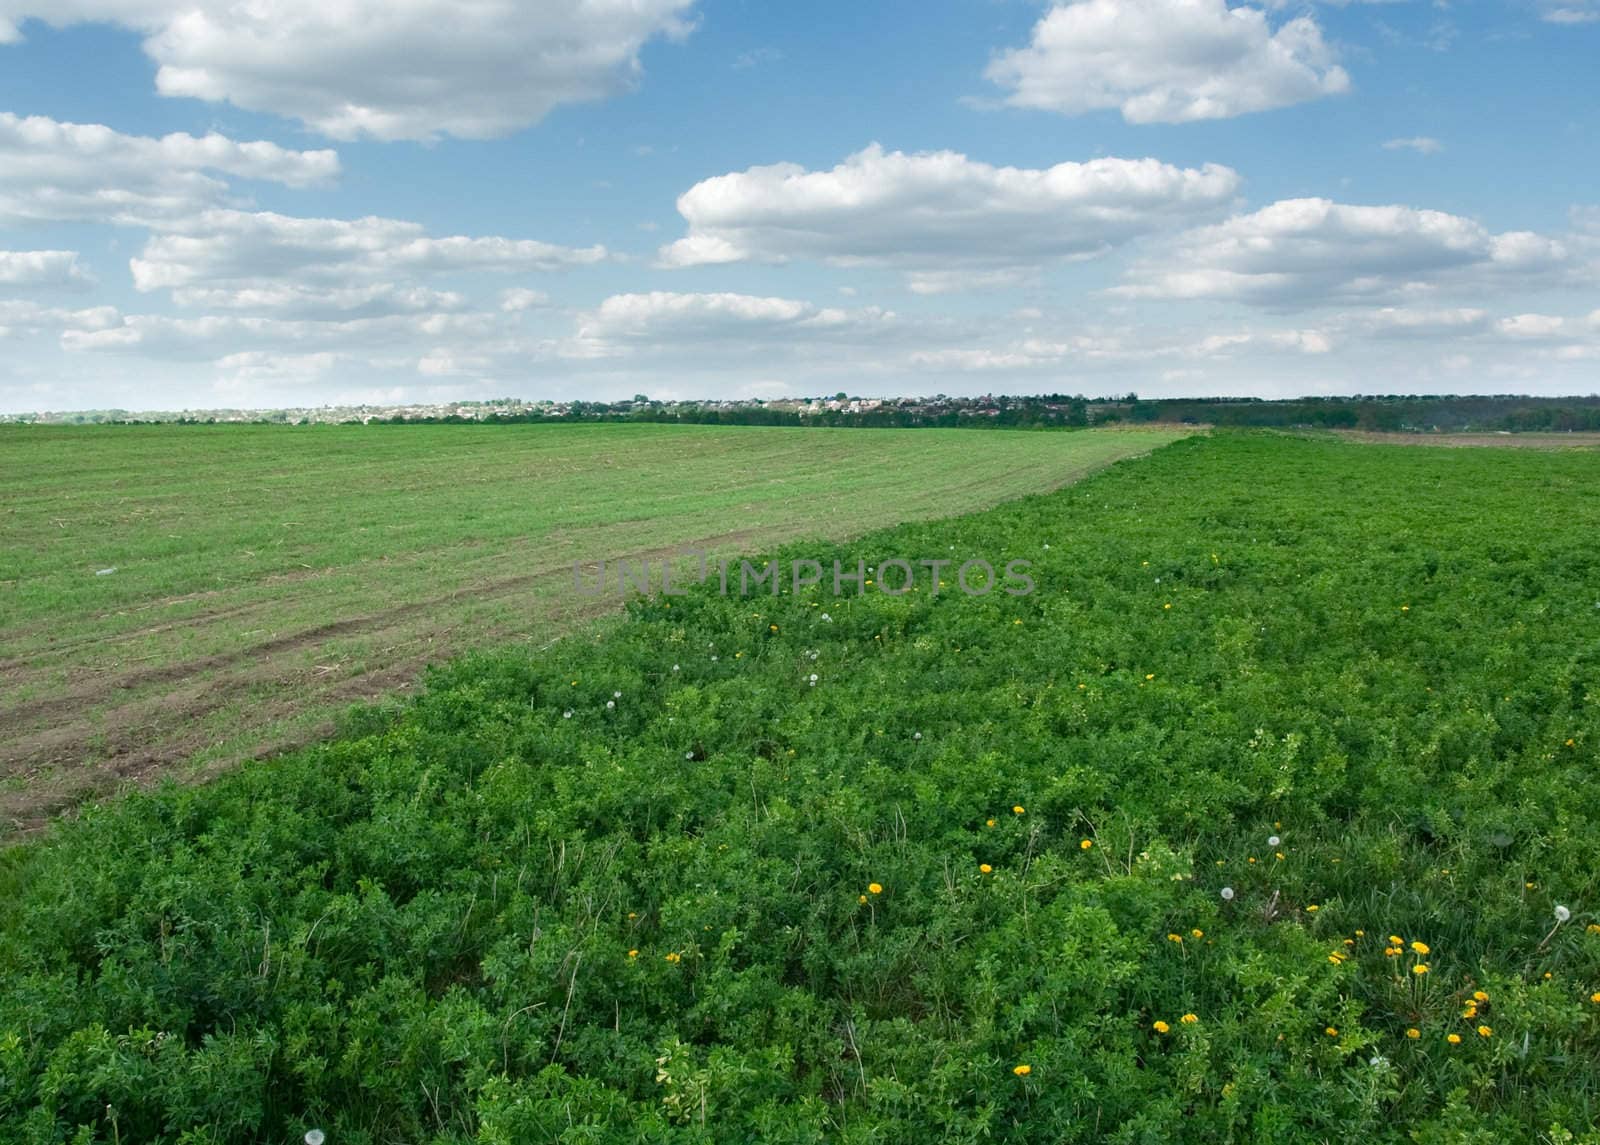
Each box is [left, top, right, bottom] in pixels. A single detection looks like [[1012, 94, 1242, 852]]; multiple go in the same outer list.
[[3, 430, 1598, 1142], [0, 423, 1183, 832]]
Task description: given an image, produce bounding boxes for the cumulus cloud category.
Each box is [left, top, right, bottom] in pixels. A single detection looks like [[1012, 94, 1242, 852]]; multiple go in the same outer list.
[[986, 0, 1349, 124], [659, 144, 1239, 287], [129, 209, 608, 294], [0, 0, 695, 141], [60, 309, 506, 358], [1382, 136, 1443, 154], [567, 291, 900, 359], [0, 111, 338, 226], [0, 299, 121, 336], [1354, 307, 1489, 337], [1496, 313, 1566, 338], [1541, 4, 1600, 23], [0, 249, 92, 289], [167, 283, 467, 321], [1114, 198, 1571, 306]]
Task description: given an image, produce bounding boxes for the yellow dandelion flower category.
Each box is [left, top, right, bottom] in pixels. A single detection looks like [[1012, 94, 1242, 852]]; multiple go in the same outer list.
[[1013, 805, 1025, 815], [1472, 990, 1489, 1002], [1152, 1021, 1170, 1034], [1447, 1033, 1461, 1045], [665, 952, 681, 963], [1164, 603, 1172, 610], [1405, 1028, 1421, 1039], [986, 818, 996, 828], [1012, 1064, 1031, 1076], [1325, 1027, 1339, 1037], [1477, 1025, 1492, 1038], [1590, 992, 1600, 1004], [1192, 928, 1204, 939], [1586, 924, 1600, 935], [1413, 964, 1430, 975], [628, 949, 638, 958], [1080, 839, 1093, 850], [1181, 1013, 1199, 1024], [1410, 941, 1430, 955], [979, 864, 993, 874], [769, 624, 778, 632], [1389, 936, 1403, 946], [1145, 673, 1155, 681], [1306, 904, 1319, 912], [1355, 930, 1365, 938], [858, 894, 867, 904], [1384, 947, 1401, 957], [868, 883, 883, 895], [1168, 933, 1184, 943]]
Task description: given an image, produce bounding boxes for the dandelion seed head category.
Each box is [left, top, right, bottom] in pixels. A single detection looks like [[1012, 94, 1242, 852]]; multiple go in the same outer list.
[[1221, 887, 1234, 901], [1555, 905, 1572, 922]]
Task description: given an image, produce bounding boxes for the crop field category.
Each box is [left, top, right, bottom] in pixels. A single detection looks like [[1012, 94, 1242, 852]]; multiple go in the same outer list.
[[2, 430, 1598, 1142], [0, 423, 1183, 833]]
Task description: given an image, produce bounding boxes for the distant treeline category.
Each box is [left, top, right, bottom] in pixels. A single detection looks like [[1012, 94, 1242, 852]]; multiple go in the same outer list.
[[381, 394, 1600, 432], [1132, 394, 1600, 432], [21, 392, 1600, 432]]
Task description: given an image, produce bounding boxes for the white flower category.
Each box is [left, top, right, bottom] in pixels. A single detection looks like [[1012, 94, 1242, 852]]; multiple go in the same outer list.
[[809, 673, 818, 682], [1555, 905, 1572, 922], [913, 732, 922, 741], [685, 751, 693, 759], [711, 655, 718, 662], [672, 664, 679, 672], [563, 710, 572, 719], [1268, 835, 1281, 847], [820, 613, 832, 622], [614, 691, 622, 698], [606, 700, 615, 710], [1220, 887, 1235, 901], [1043, 543, 1050, 549]]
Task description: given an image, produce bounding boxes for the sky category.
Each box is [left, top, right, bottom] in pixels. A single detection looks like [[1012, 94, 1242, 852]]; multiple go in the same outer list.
[[0, 0, 1596, 413]]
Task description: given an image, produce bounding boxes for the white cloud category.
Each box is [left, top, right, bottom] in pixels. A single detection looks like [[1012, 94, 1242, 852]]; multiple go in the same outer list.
[[500, 288, 552, 312], [0, 0, 695, 141], [0, 112, 337, 228], [569, 291, 898, 358], [0, 299, 121, 335], [1496, 313, 1566, 338], [1115, 198, 1571, 305], [987, 0, 1349, 124], [1193, 328, 1333, 355], [168, 283, 466, 320], [214, 350, 340, 389], [0, 249, 92, 289], [129, 209, 607, 293], [1542, 4, 1600, 24], [1355, 307, 1489, 337], [659, 144, 1239, 287], [1382, 136, 1443, 154]]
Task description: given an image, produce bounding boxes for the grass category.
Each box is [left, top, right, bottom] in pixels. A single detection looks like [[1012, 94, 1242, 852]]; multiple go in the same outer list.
[[0, 422, 1184, 832], [2, 429, 1598, 1142]]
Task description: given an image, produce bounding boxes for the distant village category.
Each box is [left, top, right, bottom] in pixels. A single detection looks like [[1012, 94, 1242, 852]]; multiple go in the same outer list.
[[0, 393, 1123, 427], [7, 392, 1600, 433]]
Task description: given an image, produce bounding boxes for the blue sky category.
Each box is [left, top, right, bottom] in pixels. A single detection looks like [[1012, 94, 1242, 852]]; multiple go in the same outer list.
[[0, 0, 1596, 412]]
